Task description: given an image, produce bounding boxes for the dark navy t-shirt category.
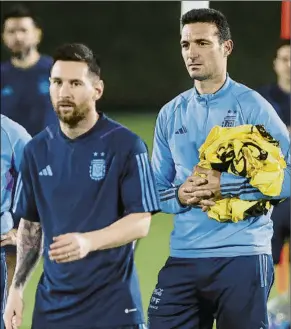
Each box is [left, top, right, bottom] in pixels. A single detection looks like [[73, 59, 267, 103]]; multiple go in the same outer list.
[[14, 113, 160, 328], [1, 55, 57, 136], [258, 84, 290, 126]]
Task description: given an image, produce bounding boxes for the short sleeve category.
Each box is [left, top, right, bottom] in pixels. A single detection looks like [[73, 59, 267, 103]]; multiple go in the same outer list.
[[120, 138, 160, 215], [12, 146, 40, 222]]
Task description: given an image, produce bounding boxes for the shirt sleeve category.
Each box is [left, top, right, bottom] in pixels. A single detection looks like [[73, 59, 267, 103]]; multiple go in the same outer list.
[[151, 108, 191, 214], [220, 91, 290, 201], [11, 127, 32, 226], [13, 127, 32, 172], [12, 146, 40, 222], [121, 138, 160, 215]]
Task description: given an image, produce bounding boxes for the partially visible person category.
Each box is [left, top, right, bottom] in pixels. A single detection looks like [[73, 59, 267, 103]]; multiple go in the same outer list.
[[257, 39, 291, 294], [1, 3, 57, 136], [258, 39, 290, 129], [1, 115, 31, 329], [1, 3, 57, 290]]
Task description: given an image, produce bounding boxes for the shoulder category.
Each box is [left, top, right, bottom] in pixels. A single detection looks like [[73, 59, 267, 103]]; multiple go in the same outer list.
[[24, 124, 57, 154], [38, 55, 53, 69], [1, 115, 31, 145], [1, 60, 12, 73], [158, 88, 193, 120], [102, 116, 148, 155], [229, 79, 274, 110]]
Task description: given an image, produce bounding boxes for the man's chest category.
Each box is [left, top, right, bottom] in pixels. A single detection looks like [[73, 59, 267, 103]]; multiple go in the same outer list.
[[168, 104, 247, 169], [1, 71, 50, 110], [32, 144, 120, 198]]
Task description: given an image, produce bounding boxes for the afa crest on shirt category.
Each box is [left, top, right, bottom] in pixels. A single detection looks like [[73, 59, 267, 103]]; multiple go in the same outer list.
[[222, 110, 238, 127], [89, 152, 106, 181]]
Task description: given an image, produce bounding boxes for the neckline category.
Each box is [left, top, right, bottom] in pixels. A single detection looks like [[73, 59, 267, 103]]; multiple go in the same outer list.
[[58, 111, 106, 143]]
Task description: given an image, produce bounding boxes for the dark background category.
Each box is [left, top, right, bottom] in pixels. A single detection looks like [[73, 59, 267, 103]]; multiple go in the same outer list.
[[1, 1, 281, 112]]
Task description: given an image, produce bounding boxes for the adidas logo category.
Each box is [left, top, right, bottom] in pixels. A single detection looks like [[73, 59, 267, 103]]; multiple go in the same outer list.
[[175, 126, 188, 134], [39, 165, 53, 176]]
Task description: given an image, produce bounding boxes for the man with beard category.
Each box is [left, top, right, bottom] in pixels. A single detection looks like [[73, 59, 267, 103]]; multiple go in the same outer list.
[[1, 3, 57, 136], [4, 43, 159, 329]]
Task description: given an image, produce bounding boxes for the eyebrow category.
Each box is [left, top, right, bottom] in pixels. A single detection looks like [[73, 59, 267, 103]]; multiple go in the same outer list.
[[50, 77, 83, 83], [180, 38, 211, 45]]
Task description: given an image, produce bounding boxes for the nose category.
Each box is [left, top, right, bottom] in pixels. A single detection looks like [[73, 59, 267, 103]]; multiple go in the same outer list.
[[59, 83, 72, 98], [187, 44, 199, 60], [14, 31, 25, 42]]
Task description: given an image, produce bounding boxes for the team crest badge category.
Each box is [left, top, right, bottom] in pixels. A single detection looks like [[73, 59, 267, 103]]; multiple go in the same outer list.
[[89, 152, 106, 181], [222, 110, 238, 127]]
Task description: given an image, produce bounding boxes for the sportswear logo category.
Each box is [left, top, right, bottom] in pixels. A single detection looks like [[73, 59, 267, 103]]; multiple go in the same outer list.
[[39, 165, 53, 176], [124, 308, 137, 313], [175, 125, 188, 134]]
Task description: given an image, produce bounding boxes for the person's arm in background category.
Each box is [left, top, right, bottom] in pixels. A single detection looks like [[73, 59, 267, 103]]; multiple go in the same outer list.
[[4, 146, 43, 329], [219, 91, 290, 201], [11, 127, 32, 224], [1, 126, 31, 246], [1, 125, 31, 290]]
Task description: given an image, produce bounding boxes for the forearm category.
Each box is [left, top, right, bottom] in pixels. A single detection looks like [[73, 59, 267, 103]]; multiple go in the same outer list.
[[220, 166, 291, 201], [85, 212, 151, 252], [11, 219, 43, 294]]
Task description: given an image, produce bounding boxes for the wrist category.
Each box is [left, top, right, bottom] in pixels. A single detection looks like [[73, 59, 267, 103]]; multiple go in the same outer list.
[[83, 231, 100, 252], [10, 285, 24, 298]]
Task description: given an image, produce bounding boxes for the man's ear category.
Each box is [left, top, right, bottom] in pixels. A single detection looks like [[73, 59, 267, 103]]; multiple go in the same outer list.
[[93, 79, 104, 101]]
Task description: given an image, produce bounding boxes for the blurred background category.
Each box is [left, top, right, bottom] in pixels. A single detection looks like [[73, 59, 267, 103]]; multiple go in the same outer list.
[[1, 1, 290, 328], [0, 1, 286, 111]]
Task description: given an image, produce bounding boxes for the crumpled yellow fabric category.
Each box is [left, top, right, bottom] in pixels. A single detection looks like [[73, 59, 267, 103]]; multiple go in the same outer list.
[[196, 125, 286, 223]]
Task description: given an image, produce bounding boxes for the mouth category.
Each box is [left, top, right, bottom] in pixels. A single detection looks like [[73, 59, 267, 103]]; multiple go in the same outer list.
[[188, 63, 202, 69], [11, 46, 25, 52], [57, 103, 75, 111]]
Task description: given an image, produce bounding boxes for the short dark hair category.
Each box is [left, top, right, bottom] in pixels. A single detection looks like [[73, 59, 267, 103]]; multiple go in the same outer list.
[[2, 3, 41, 29], [181, 8, 231, 43], [52, 43, 101, 77], [275, 39, 290, 58]]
